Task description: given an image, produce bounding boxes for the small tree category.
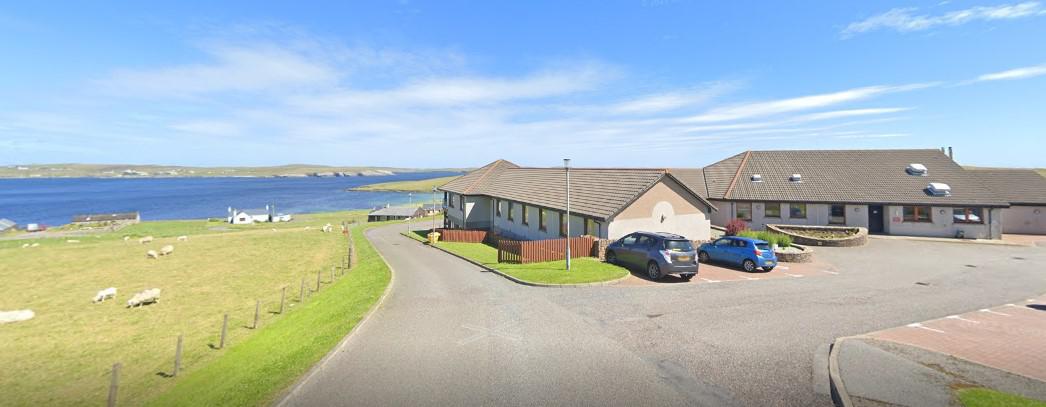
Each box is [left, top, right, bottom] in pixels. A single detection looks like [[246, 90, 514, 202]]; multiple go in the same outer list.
[[725, 219, 748, 236]]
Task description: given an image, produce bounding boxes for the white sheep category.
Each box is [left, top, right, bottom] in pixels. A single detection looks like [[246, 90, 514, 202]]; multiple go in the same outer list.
[[127, 289, 161, 308], [123, 236, 130, 242], [305, 226, 312, 230], [30, 243, 39, 247], [322, 223, 333, 233], [66, 240, 80, 243], [0, 310, 34, 324], [93, 287, 117, 303], [139, 236, 154, 244], [21, 243, 29, 249], [176, 235, 188, 242], [146, 250, 159, 259], [159, 245, 174, 256]]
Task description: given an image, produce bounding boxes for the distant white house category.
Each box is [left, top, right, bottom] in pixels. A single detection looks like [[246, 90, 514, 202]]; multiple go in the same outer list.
[[228, 205, 293, 224], [0, 218, 16, 233]]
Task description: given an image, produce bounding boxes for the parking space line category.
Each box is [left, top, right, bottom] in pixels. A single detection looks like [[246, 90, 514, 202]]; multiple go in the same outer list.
[[907, 322, 945, 333], [699, 278, 720, 283], [945, 315, 980, 324], [979, 309, 1011, 316], [820, 270, 839, 275], [738, 275, 760, 281], [778, 266, 790, 270], [784, 273, 803, 278]]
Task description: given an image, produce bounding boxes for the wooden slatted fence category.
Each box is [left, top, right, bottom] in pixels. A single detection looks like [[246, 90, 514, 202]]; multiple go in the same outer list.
[[497, 236, 596, 264]]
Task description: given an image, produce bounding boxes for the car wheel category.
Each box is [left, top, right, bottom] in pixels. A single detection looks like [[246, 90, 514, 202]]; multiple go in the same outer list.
[[606, 251, 617, 264], [764, 266, 775, 272], [680, 274, 694, 282], [698, 251, 710, 263], [647, 262, 663, 280], [742, 259, 756, 272]]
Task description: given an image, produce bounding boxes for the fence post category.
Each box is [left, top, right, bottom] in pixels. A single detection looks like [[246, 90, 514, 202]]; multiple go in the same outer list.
[[280, 286, 286, 314], [107, 362, 120, 407], [173, 334, 183, 377], [219, 313, 228, 349], [316, 270, 322, 291], [299, 278, 305, 302], [253, 300, 260, 329], [330, 266, 335, 283]]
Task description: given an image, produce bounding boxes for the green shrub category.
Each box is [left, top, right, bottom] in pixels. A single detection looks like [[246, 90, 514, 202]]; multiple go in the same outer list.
[[737, 230, 792, 248]]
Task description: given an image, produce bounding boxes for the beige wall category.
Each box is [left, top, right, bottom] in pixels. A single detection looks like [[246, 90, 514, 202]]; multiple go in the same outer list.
[[710, 201, 868, 229], [884, 205, 1001, 239], [491, 203, 605, 240], [608, 178, 711, 241], [1001, 206, 1046, 235], [443, 192, 491, 229]]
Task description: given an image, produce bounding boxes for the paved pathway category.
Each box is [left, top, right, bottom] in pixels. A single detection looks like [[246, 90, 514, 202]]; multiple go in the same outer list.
[[282, 224, 1046, 406]]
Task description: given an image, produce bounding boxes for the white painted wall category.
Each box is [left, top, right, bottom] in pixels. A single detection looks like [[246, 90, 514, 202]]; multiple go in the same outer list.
[[1001, 206, 1046, 235], [490, 202, 606, 240], [710, 201, 868, 230], [884, 205, 1000, 239]]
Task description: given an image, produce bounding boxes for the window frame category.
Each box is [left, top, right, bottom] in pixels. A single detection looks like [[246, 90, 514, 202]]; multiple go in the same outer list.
[[584, 218, 600, 236], [448, 193, 455, 208], [789, 203, 808, 219], [763, 202, 781, 218], [736, 202, 753, 221], [495, 199, 502, 218], [539, 208, 547, 231], [521, 204, 529, 225], [902, 206, 933, 223], [952, 207, 983, 224], [829, 204, 846, 225], [559, 212, 568, 237]]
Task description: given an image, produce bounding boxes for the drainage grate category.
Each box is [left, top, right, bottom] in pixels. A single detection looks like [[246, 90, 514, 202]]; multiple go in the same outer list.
[[1013, 256, 1027, 260], [915, 282, 931, 286], [965, 264, 977, 268]]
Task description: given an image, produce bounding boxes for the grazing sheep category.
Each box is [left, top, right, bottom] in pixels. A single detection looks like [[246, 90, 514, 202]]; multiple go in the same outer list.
[[322, 223, 333, 233], [146, 250, 159, 259], [159, 245, 174, 256], [305, 226, 312, 230], [123, 236, 130, 242], [93, 287, 117, 303], [177, 235, 188, 242], [66, 240, 80, 243], [272, 228, 277, 232], [127, 289, 161, 308], [21, 243, 29, 249], [30, 243, 39, 247], [0, 310, 34, 324], [139, 236, 154, 244]]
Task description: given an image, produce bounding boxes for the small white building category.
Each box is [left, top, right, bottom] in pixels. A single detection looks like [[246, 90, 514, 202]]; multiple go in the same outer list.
[[229, 207, 272, 224]]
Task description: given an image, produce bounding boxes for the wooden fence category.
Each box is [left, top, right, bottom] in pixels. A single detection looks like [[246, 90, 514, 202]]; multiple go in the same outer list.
[[497, 236, 596, 264], [435, 228, 489, 243]]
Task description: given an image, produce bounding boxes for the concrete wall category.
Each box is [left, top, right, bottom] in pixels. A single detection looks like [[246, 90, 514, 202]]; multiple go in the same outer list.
[[1001, 205, 1046, 235], [607, 179, 711, 241], [710, 200, 867, 230], [884, 205, 1001, 239]]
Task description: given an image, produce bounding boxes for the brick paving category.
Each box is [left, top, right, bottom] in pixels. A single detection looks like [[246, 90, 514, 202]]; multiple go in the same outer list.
[[868, 295, 1046, 382], [616, 259, 839, 286]]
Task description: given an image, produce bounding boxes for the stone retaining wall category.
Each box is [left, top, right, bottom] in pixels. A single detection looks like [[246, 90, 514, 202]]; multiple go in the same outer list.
[[766, 224, 868, 247], [774, 244, 814, 263]]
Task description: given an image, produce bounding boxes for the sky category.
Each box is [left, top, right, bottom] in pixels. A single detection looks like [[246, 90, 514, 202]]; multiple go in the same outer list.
[[0, 1, 1044, 169]]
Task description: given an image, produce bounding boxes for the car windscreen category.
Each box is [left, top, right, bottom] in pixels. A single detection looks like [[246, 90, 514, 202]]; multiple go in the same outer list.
[[664, 240, 694, 252], [756, 243, 771, 251]]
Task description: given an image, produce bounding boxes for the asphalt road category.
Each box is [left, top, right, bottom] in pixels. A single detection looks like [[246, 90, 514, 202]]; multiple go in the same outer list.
[[282, 225, 1046, 406]]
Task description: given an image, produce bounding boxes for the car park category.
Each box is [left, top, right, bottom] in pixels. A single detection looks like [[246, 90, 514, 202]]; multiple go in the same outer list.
[[698, 236, 777, 272], [605, 232, 699, 280]]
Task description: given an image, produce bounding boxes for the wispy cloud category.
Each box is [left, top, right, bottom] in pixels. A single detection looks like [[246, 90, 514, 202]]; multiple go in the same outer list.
[[842, 1, 1045, 37], [608, 81, 738, 114], [679, 85, 929, 123], [976, 63, 1046, 81]]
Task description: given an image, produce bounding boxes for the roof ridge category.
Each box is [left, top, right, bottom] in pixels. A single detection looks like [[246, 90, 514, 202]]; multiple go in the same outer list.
[[463, 159, 511, 194], [722, 151, 751, 199]]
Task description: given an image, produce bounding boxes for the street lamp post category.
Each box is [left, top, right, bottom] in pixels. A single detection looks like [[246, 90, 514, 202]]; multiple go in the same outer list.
[[564, 158, 571, 271], [407, 192, 412, 234], [432, 187, 437, 232]]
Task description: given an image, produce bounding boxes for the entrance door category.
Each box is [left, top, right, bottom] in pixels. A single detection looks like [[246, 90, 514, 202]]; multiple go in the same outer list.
[[868, 205, 885, 234]]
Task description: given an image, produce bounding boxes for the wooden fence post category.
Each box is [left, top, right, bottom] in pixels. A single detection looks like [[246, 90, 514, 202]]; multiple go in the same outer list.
[[299, 278, 305, 302], [107, 363, 120, 407], [316, 270, 322, 291], [280, 286, 286, 314], [173, 335, 183, 377], [330, 266, 335, 283], [219, 313, 228, 349], [253, 300, 260, 329]]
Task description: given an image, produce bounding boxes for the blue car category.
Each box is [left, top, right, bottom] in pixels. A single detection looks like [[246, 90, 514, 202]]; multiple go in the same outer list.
[[698, 236, 777, 272], [605, 232, 699, 281]]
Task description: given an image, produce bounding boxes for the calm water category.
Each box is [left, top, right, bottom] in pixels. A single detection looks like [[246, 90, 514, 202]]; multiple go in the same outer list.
[[0, 171, 458, 226]]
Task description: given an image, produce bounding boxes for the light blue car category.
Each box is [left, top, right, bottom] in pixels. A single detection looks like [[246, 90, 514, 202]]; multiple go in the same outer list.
[[697, 236, 777, 272]]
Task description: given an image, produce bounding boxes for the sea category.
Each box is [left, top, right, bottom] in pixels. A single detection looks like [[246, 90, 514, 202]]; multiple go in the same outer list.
[[0, 171, 459, 226]]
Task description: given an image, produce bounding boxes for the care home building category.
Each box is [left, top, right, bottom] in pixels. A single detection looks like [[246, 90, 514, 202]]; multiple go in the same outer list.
[[972, 168, 1046, 235], [686, 149, 1009, 240], [439, 160, 716, 241]]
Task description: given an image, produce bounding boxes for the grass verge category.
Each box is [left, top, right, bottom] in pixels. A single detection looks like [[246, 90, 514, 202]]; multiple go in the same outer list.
[[404, 231, 628, 285], [957, 388, 1046, 407], [147, 221, 394, 406]]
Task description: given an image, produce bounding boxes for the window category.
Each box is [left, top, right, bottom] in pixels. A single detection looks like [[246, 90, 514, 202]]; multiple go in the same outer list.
[[521, 204, 529, 225], [585, 218, 600, 236], [664, 240, 693, 252], [763, 202, 781, 218], [507, 201, 514, 222], [539, 208, 547, 231], [789, 203, 807, 219], [621, 234, 638, 245], [953, 207, 983, 224], [636, 235, 655, 247], [459, 195, 465, 211], [495, 200, 502, 217], [829, 204, 846, 225], [903, 206, 932, 223], [713, 238, 732, 247], [448, 193, 454, 208], [559, 212, 568, 237], [736, 202, 752, 221]]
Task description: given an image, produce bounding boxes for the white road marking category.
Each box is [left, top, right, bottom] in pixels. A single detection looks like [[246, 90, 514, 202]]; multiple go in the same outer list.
[[779, 266, 790, 270], [1029, 299, 1039, 302], [820, 270, 839, 275], [945, 315, 980, 324], [979, 309, 1011, 316], [785, 273, 803, 278], [738, 275, 760, 281], [699, 278, 720, 283], [907, 322, 945, 333]]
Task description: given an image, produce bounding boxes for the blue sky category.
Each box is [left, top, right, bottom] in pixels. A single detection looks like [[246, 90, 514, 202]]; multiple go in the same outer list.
[[1, 1, 1044, 169]]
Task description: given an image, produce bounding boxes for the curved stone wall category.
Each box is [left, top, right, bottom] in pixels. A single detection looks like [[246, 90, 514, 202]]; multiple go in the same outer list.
[[766, 224, 868, 247]]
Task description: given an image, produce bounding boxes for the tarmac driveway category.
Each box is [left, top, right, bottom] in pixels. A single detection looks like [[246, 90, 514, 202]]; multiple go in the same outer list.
[[282, 225, 1046, 407]]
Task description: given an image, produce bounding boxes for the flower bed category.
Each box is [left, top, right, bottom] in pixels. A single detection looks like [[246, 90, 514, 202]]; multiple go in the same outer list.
[[766, 224, 868, 247], [774, 244, 813, 263]]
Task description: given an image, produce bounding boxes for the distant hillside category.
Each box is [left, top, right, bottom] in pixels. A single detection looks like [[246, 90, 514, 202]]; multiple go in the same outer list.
[[0, 164, 467, 178], [351, 175, 461, 192]]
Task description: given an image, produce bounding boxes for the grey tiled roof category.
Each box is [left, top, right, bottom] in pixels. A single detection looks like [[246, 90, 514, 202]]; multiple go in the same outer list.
[[667, 168, 709, 198], [698, 149, 1009, 207], [970, 168, 1046, 205], [369, 206, 423, 217], [439, 162, 715, 220]]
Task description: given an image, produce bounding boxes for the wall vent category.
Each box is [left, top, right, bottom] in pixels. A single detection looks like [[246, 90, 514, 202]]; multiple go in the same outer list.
[[751, 174, 763, 182], [789, 174, 802, 182], [927, 182, 951, 196], [906, 163, 928, 176]]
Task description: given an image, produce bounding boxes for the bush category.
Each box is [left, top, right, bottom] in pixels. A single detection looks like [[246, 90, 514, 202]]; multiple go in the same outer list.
[[725, 219, 748, 236], [737, 230, 792, 248]]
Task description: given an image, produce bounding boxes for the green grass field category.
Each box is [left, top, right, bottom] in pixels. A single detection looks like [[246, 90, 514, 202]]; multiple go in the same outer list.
[[0, 211, 394, 406], [405, 231, 629, 285], [958, 388, 1046, 407], [351, 175, 460, 192]]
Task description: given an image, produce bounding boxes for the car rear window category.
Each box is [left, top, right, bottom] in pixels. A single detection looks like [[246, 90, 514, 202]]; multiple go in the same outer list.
[[664, 240, 693, 252], [756, 243, 771, 251]]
